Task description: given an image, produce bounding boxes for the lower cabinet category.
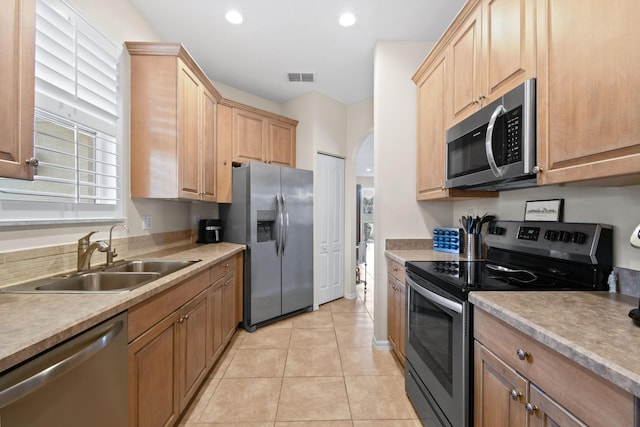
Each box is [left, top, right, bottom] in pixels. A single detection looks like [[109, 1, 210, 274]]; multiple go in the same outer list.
[[128, 254, 242, 427], [386, 257, 406, 364], [474, 308, 635, 427]]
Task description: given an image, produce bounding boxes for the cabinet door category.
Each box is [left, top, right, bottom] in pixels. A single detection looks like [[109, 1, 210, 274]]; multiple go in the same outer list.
[[178, 290, 209, 411], [233, 108, 267, 164], [208, 277, 225, 365], [177, 60, 202, 200], [128, 312, 180, 427], [268, 119, 296, 167], [474, 341, 527, 427], [481, 0, 535, 102], [222, 271, 237, 343], [528, 384, 587, 427], [201, 88, 217, 201], [448, 4, 483, 125], [215, 103, 233, 203], [395, 278, 406, 363], [416, 54, 448, 200], [387, 274, 397, 349], [536, 0, 640, 185], [0, 0, 35, 180]]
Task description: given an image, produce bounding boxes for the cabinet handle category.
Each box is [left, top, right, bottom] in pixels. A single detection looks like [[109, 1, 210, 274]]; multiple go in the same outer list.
[[393, 267, 398, 272], [478, 93, 486, 101], [223, 160, 228, 165], [516, 349, 530, 361], [510, 389, 522, 401], [225, 263, 230, 268], [525, 403, 538, 415], [532, 165, 542, 174]]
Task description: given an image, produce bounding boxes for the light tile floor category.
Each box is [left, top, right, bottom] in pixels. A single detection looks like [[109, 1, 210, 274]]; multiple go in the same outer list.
[[178, 297, 421, 426]]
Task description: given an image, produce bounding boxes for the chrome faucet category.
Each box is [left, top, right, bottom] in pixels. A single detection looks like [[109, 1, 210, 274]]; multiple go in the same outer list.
[[77, 231, 109, 272], [106, 224, 129, 266]]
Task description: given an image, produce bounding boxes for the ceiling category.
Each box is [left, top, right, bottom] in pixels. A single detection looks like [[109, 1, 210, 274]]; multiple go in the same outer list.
[[130, 0, 466, 105]]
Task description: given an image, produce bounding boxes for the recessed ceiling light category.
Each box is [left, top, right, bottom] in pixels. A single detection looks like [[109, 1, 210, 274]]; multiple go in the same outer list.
[[339, 12, 356, 27], [225, 10, 244, 24]]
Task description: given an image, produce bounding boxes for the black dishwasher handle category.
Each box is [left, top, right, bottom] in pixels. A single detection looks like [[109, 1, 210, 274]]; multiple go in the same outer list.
[[0, 317, 124, 408]]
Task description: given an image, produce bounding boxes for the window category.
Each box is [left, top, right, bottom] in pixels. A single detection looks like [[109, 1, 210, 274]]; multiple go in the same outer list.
[[0, 0, 122, 224]]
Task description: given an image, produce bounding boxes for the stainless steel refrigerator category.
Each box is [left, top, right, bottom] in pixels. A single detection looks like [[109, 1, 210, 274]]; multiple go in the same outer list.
[[221, 162, 313, 331]]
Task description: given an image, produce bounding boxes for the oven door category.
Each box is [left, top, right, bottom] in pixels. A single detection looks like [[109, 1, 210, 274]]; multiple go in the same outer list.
[[405, 271, 470, 427]]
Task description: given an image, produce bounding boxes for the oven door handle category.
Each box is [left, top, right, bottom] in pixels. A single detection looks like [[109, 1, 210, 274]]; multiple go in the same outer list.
[[407, 276, 463, 314]]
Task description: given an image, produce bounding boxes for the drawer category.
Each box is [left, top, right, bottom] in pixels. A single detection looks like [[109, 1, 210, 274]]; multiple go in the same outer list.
[[474, 308, 634, 426], [211, 256, 235, 282], [386, 258, 405, 283], [128, 268, 211, 341]]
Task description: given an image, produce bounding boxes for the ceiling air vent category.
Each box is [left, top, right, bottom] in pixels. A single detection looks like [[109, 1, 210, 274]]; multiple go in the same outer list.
[[288, 72, 315, 83]]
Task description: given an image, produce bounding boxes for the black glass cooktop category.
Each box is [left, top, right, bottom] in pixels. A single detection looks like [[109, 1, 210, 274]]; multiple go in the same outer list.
[[406, 259, 600, 300]]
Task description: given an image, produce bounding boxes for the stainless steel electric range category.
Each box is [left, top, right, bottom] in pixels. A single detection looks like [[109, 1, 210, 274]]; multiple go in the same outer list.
[[404, 220, 613, 427]]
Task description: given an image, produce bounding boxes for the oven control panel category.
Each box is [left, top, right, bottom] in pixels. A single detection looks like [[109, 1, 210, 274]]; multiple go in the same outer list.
[[485, 220, 613, 264]]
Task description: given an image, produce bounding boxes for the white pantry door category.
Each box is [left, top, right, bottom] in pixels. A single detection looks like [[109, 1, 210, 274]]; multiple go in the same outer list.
[[317, 153, 345, 304]]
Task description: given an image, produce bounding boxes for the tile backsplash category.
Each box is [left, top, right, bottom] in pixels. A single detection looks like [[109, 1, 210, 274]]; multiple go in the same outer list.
[[0, 230, 193, 288]]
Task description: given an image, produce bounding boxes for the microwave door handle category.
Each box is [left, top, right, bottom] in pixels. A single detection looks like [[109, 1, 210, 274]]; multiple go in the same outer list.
[[485, 104, 507, 178]]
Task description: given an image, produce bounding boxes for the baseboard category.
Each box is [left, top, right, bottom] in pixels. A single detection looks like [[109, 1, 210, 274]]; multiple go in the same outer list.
[[373, 336, 393, 350], [344, 292, 357, 300]]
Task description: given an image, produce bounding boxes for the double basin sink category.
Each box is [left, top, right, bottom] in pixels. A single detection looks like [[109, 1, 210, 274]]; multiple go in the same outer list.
[[1, 259, 199, 293]]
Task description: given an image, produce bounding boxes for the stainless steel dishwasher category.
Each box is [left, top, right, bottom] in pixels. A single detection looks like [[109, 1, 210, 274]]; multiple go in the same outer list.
[[0, 313, 127, 426]]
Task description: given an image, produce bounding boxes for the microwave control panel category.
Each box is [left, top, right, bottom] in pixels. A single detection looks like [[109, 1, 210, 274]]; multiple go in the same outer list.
[[503, 106, 522, 165]]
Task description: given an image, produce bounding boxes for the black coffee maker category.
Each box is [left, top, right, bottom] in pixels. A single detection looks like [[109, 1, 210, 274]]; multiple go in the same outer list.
[[197, 219, 222, 243]]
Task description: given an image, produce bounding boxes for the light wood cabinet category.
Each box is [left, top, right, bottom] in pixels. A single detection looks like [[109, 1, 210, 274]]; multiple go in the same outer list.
[[127, 42, 222, 201], [215, 103, 233, 203], [535, 0, 640, 186], [474, 308, 635, 427], [474, 340, 530, 427], [128, 254, 242, 427], [267, 119, 296, 167], [177, 289, 209, 411], [128, 311, 180, 427], [386, 258, 406, 364], [229, 102, 298, 168], [414, 52, 497, 201], [0, 0, 35, 180], [447, 0, 535, 126]]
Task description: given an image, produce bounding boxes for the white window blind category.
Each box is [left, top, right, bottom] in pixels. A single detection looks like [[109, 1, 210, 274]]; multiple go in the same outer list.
[[0, 0, 123, 224]]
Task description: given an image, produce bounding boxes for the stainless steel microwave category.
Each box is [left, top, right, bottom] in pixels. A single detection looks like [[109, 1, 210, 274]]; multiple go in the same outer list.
[[444, 78, 537, 191]]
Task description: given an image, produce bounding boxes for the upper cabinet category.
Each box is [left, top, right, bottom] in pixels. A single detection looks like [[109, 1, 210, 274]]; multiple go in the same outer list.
[[229, 102, 297, 168], [127, 42, 298, 202], [127, 42, 222, 201], [535, 0, 640, 186], [0, 0, 36, 180], [448, 0, 535, 126]]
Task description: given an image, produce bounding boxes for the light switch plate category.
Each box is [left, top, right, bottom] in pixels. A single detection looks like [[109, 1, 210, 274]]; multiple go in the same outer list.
[[142, 215, 152, 230], [630, 224, 640, 248]]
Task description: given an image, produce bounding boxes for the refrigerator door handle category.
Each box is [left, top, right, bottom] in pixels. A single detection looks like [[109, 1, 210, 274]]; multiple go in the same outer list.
[[275, 193, 281, 255], [276, 193, 285, 256], [282, 194, 289, 255]]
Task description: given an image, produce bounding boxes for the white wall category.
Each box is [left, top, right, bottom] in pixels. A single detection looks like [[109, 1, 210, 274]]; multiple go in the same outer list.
[[373, 41, 453, 343]]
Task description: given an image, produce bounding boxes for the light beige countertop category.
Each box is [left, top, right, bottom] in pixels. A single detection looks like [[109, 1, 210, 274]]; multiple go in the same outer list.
[[470, 291, 640, 397], [0, 242, 244, 373], [384, 248, 464, 264]]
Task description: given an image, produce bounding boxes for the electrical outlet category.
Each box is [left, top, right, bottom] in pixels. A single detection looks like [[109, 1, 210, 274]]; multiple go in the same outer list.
[[142, 215, 152, 230]]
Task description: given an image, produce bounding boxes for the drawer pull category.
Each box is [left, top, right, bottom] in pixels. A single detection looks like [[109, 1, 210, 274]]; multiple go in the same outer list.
[[393, 267, 398, 272], [516, 349, 530, 361], [510, 389, 522, 401], [525, 403, 538, 415]]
